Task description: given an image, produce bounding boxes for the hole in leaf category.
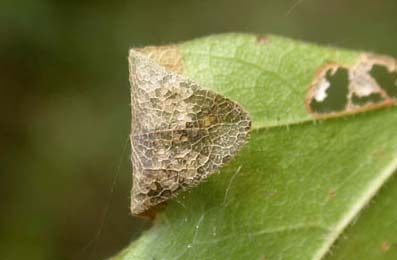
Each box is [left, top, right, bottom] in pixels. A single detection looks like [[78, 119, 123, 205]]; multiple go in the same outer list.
[[351, 93, 384, 106], [369, 64, 397, 97], [310, 67, 349, 113]]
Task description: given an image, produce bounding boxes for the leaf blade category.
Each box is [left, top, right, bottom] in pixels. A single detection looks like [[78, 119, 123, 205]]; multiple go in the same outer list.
[[116, 33, 397, 260]]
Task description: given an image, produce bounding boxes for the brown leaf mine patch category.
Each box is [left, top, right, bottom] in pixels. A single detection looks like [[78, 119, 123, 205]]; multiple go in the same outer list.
[[381, 241, 391, 253], [256, 35, 270, 44], [306, 53, 397, 118], [129, 49, 251, 215], [135, 45, 184, 74]]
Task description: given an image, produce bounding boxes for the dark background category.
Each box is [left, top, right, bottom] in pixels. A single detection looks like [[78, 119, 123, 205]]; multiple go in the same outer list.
[[1, 0, 396, 259]]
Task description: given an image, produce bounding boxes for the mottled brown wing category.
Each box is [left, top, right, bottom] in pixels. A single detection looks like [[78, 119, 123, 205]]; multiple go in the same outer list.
[[129, 50, 251, 214]]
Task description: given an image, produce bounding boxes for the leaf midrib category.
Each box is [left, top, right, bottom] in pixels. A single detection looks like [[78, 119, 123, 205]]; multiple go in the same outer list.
[[250, 113, 397, 259], [311, 156, 397, 259]]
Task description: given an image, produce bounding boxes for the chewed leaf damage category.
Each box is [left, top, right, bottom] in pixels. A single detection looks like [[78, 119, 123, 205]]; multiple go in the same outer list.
[[306, 54, 397, 118]]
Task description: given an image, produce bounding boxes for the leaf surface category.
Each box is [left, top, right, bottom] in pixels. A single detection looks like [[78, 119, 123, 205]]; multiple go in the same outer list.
[[115, 34, 397, 260]]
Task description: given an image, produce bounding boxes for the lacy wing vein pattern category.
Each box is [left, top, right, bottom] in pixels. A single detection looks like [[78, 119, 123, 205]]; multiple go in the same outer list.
[[129, 50, 251, 214]]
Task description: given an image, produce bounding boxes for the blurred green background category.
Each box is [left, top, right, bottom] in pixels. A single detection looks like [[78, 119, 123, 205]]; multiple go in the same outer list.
[[1, 0, 396, 259]]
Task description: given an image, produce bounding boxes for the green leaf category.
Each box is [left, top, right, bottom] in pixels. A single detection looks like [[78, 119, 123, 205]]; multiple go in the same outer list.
[[115, 34, 397, 260], [327, 176, 397, 260]]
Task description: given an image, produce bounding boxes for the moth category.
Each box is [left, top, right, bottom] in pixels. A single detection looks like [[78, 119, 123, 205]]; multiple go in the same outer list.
[[129, 48, 251, 215]]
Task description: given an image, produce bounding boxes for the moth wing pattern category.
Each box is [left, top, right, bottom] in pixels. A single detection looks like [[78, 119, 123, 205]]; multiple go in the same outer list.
[[129, 49, 251, 215]]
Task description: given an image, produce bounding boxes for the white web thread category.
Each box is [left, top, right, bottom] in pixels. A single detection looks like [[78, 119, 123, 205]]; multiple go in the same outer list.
[[286, 0, 305, 16], [78, 136, 130, 258]]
